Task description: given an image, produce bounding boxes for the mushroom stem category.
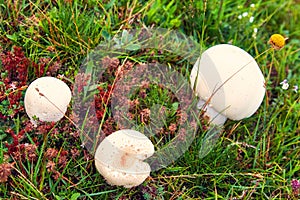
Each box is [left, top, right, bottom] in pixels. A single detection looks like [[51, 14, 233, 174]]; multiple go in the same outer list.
[[197, 99, 227, 126]]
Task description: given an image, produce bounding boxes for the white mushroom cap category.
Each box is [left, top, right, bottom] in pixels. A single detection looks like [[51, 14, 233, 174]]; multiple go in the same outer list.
[[24, 76, 72, 126], [94, 129, 154, 188], [190, 44, 265, 122]]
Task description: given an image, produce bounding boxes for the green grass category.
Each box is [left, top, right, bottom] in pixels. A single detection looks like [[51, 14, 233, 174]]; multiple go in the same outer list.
[[0, 0, 299, 199]]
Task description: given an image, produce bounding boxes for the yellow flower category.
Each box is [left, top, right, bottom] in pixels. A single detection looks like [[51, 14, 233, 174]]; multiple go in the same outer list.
[[268, 34, 286, 50]]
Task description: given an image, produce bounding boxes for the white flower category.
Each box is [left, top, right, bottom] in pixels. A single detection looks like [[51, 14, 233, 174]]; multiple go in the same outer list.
[[9, 82, 17, 90], [293, 85, 298, 93], [280, 79, 289, 90], [249, 16, 254, 23], [242, 12, 248, 17], [252, 28, 258, 39]]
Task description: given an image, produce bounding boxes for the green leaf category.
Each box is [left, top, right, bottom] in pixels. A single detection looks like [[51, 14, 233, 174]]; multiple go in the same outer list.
[[172, 102, 179, 111], [70, 193, 81, 200], [54, 195, 62, 200], [125, 44, 141, 51], [0, 134, 7, 140], [104, 0, 116, 10], [6, 33, 18, 42], [101, 29, 111, 41], [121, 30, 132, 44]]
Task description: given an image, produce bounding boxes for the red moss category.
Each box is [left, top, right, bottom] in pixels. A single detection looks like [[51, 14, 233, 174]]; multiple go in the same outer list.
[[94, 84, 114, 120], [0, 46, 30, 85], [0, 163, 13, 183], [5, 121, 33, 153], [10, 143, 37, 162], [101, 117, 117, 136], [45, 148, 59, 160], [0, 46, 61, 119], [74, 73, 91, 94], [36, 122, 57, 135], [58, 150, 68, 168]]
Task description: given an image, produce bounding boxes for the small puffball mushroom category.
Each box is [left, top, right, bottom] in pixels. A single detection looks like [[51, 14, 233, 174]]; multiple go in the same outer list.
[[24, 76, 72, 126], [190, 44, 265, 125], [94, 129, 154, 188]]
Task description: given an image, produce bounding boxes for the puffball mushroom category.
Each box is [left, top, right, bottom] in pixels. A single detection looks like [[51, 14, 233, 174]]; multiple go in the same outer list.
[[94, 129, 154, 188], [190, 44, 265, 125], [24, 76, 72, 126]]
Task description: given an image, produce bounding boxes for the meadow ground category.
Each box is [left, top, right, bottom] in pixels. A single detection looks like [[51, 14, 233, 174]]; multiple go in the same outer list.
[[0, 0, 299, 199]]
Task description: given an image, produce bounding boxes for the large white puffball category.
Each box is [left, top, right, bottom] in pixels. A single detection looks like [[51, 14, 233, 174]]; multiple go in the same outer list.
[[190, 44, 265, 120], [24, 77, 71, 126]]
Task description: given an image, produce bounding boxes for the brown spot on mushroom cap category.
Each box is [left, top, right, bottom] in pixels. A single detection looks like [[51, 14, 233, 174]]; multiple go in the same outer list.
[[94, 129, 154, 188]]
